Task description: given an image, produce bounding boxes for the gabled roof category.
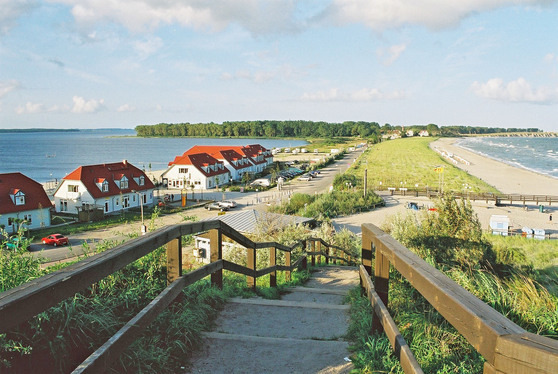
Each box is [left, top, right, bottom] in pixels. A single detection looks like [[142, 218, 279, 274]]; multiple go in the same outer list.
[[168, 153, 230, 177], [0, 173, 53, 214], [60, 160, 155, 199], [182, 144, 270, 166], [181, 146, 253, 170], [201, 209, 314, 234]]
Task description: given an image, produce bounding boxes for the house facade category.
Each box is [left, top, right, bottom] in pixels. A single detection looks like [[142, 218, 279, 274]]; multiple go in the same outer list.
[[182, 146, 254, 182], [53, 160, 155, 214], [0, 173, 53, 233], [163, 152, 231, 190]]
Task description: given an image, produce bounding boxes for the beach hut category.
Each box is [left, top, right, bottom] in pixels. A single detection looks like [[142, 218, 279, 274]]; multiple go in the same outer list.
[[489, 215, 510, 236]]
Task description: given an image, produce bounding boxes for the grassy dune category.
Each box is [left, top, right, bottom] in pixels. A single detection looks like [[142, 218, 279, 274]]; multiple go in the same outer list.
[[350, 137, 500, 194]]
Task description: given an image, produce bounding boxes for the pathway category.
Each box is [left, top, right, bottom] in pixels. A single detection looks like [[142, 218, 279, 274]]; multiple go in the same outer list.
[[188, 266, 359, 373]]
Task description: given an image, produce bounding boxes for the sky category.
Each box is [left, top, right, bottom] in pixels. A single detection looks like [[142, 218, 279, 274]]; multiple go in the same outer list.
[[1, 0, 558, 132]]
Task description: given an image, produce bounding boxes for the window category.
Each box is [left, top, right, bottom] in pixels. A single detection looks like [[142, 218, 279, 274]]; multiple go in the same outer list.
[[15, 195, 25, 205], [119, 177, 128, 189], [24, 214, 32, 225], [139, 176, 145, 186], [102, 181, 109, 192], [115, 198, 120, 206], [60, 200, 68, 212], [8, 218, 14, 226], [68, 185, 79, 192], [178, 168, 188, 174]]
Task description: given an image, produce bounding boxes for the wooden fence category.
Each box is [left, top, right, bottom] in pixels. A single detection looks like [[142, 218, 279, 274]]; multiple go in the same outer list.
[[0, 220, 354, 373], [361, 223, 558, 373]]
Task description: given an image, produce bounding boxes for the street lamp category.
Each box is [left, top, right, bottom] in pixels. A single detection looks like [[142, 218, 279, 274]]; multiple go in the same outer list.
[[132, 190, 146, 235]]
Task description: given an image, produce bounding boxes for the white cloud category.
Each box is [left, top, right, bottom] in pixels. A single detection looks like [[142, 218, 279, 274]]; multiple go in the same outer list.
[[71, 96, 106, 113], [544, 53, 558, 63], [15, 101, 44, 114], [0, 80, 20, 98], [471, 77, 558, 104], [134, 36, 163, 58], [377, 43, 407, 66], [49, 0, 301, 35], [0, 0, 39, 35], [302, 87, 405, 102], [117, 104, 136, 112], [221, 64, 307, 83], [321, 0, 552, 30]]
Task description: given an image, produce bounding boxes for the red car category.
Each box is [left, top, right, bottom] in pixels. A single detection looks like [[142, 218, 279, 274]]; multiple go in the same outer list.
[[41, 234, 69, 246]]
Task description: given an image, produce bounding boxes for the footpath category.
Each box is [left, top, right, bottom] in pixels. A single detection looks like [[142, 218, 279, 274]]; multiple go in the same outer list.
[[188, 266, 359, 374]]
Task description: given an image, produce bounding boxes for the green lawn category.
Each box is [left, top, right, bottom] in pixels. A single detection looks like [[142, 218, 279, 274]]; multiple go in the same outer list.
[[349, 137, 500, 194]]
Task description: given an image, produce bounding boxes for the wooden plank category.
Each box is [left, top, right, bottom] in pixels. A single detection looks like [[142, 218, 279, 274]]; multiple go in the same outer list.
[[360, 266, 423, 374], [493, 333, 558, 373], [166, 238, 182, 285], [0, 224, 183, 333], [285, 251, 291, 282], [362, 223, 527, 364], [256, 266, 277, 278], [209, 229, 223, 289], [219, 222, 256, 250], [247, 246, 256, 290], [222, 260, 254, 277], [72, 260, 223, 374]]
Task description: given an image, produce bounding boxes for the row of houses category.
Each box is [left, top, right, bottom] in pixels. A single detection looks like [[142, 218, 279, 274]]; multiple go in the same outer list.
[[0, 144, 273, 233]]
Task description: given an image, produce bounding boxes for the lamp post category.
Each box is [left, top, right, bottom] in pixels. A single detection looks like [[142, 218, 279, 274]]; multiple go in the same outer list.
[[132, 190, 146, 235]]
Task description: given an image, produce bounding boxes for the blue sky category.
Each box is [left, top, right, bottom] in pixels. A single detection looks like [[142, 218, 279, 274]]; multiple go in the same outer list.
[[1, 0, 558, 131]]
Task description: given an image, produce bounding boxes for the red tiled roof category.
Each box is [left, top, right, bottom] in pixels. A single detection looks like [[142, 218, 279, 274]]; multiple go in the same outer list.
[[184, 144, 269, 165], [168, 153, 230, 177], [0, 173, 53, 214], [62, 161, 155, 199]]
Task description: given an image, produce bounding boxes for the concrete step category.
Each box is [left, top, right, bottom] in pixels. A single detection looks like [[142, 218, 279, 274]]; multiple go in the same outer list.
[[189, 332, 353, 374], [213, 301, 349, 340], [281, 287, 348, 305]]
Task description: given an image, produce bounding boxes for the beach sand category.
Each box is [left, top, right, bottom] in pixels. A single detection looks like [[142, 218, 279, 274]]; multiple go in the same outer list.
[[333, 138, 558, 239]]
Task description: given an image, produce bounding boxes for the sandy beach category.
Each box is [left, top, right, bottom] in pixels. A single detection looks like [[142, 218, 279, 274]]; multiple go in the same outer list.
[[431, 138, 557, 195], [333, 137, 558, 239]]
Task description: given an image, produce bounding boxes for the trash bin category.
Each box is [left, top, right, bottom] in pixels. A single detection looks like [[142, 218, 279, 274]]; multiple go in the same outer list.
[[539, 205, 544, 213]]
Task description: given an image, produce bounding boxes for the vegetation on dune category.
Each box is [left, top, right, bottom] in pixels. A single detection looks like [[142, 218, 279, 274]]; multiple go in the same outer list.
[[349, 137, 500, 194], [347, 194, 558, 372]]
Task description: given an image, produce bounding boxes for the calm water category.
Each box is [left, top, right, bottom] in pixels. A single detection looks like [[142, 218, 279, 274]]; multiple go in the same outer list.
[[457, 137, 558, 179], [0, 129, 307, 182]]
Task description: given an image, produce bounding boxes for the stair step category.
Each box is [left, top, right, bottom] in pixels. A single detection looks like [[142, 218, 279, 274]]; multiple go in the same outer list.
[[229, 297, 349, 310]]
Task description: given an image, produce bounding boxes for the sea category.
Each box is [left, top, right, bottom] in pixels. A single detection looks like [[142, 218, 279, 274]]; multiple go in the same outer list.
[[456, 137, 558, 180], [0, 129, 307, 183]]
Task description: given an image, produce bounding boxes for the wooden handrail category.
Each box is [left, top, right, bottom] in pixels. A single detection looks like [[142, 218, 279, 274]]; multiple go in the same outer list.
[[361, 223, 558, 373], [0, 220, 353, 373]]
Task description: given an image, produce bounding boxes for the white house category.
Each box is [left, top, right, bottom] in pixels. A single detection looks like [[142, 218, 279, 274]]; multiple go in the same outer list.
[[0, 172, 53, 233], [419, 130, 430, 137], [181, 146, 254, 182], [164, 152, 231, 190], [53, 160, 155, 214]]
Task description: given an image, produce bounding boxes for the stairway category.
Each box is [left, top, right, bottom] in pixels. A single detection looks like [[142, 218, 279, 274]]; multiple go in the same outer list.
[[188, 266, 359, 374]]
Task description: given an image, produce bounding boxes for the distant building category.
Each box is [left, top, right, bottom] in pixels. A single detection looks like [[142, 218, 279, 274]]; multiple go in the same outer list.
[[419, 130, 430, 137], [0, 172, 53, 233], [489, 215, 510, 236], [406, 130, 414, 137], [164, 152, 231, 190], [53, 160, 155, 214]]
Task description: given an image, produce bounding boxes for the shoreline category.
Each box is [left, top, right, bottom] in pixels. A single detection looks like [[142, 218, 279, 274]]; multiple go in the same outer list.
[[430, 137, 557, 196]]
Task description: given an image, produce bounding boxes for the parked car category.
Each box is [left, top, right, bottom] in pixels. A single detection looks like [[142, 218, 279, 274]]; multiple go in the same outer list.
[[206, 202, 229, 211], [2, 236, 29, 250], [218, 200, 237, 208], [41, 233, 69, 246], [298, 174, 312, 181]]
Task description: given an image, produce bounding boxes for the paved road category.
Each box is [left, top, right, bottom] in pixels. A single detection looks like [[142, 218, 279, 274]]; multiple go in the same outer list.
[[32, 148, 366, 264]]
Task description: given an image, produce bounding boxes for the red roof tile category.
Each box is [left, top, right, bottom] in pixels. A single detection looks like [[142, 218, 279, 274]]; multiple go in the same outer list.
[[169, 153, 230, 177], [0, 173, 53, 214], [61, 161, 155, 199]]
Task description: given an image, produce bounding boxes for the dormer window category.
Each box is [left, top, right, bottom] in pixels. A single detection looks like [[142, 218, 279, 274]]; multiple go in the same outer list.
[[119, 176, 128, 189], [139, 176, 144, 186], [10, 189, 26, 206], [102, 181, 109, 192]]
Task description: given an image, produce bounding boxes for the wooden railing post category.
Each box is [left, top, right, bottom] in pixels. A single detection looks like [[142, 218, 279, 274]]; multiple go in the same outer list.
[[316, 240, 322, 265], [270, 246, 276, 288], [311, 240, 316, 266], [166, 238, 182, 285], [301, 240, 307, 270], [373, 244, 390, 333], [324, 243, 329, 265], [209, 228, 222, 289], [247, 246, 256, 291], [285, 250, 291, 282], [361, 229, 373, 277]]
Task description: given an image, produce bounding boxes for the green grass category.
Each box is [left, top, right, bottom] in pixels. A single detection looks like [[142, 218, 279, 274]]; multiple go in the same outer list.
[[349, 137, 500, 194]]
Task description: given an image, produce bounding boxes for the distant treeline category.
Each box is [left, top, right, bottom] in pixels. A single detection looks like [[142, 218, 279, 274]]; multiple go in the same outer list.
[[135, 121, 541, 139], [0, 128, 79, 133]]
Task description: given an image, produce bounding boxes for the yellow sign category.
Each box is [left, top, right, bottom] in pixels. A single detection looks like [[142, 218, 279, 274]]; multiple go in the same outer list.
[[434, 167, 444, 173]]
